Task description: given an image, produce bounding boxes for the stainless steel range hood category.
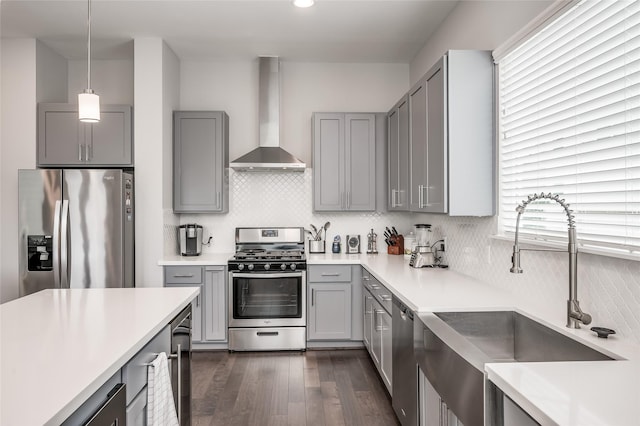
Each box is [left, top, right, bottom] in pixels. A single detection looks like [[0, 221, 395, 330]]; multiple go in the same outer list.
[[230, 57, 306, 172]]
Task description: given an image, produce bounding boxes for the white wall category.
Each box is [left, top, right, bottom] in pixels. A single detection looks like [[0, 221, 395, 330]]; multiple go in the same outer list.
[[0, 39, 37, 302], [36, 40, 67, 103], [410, 0, 552, 84], [134, 38, 180, 287], [67, 57, 134, 105], [179, 60, 409, 165], [409, 1, 640, 344]]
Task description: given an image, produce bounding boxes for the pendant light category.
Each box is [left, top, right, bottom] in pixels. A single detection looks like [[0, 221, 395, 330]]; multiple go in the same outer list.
[[78, 0, 100, 122]]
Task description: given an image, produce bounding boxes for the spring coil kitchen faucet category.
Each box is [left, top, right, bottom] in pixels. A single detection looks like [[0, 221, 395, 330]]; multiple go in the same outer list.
[[510, 192, 592, 329]]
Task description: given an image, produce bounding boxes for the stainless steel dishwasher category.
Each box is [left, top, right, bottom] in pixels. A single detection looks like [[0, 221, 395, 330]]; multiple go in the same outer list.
[[392, 296, 417, 426]]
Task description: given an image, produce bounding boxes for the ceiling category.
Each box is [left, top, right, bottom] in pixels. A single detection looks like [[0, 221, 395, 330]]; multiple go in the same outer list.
[[0, 0, 459, 62]]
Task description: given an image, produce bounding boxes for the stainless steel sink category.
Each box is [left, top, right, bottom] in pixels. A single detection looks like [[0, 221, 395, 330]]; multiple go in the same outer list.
[[414, 311, 614, 426]]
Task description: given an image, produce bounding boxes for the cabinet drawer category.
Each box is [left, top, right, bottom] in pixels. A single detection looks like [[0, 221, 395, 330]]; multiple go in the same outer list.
[[165, 266, 203, 284], [308, 265, 352, 282], [122, 326, 171, 405]]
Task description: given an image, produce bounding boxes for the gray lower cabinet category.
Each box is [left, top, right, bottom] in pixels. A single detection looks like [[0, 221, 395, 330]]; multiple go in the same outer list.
[[173, 111, 229, 213], [203, 266, 227, 341], [408, 50, 494, 216], [38, 103, 133, 167], [388, 95, 410, 211], [307, 265, 363, 342], [308, 282, 352, 340], [164, 265, 227, 344], [362, 268, 392, 394], [312, 113, 379, 211]]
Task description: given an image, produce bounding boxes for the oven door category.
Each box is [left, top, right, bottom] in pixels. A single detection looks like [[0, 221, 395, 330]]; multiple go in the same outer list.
[[229, 271, 306, 328]]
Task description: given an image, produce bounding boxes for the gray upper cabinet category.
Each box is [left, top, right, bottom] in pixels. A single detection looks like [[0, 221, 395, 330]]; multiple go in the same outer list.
[[388, 95, 410, 211], [409, 50, 494, 216], [313, 112, 377, 211], [38, 103, 133, 167], [173, 111, 229, 213], [409, 59, 446, 213]]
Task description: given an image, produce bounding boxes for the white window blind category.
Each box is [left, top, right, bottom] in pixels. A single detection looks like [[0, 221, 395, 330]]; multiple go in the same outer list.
[[499, 0, 640, 256]]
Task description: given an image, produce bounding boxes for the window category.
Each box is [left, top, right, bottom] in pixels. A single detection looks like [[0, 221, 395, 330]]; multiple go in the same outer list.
[[497, 0, 640, 256]]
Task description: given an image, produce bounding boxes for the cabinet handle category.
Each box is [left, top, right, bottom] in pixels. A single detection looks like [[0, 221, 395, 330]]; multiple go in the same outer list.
[[374, 309, 385, 331], [216, 191, 220, 209], [379, 294, 392, 301], [423, 185, 430, 207], [392, 189, 397, 208], [87, 143, 93, 161], [347, 191, 350, 209], [362, 276, 370, 281], [418, 185, 423, 208], [321, 273, 340, 277], [78, 144, 83, 161], [173, 273, 195, 278], [195, 294, 200, 307], [340, 191, 344, 209], [311, 288, 315, 306]]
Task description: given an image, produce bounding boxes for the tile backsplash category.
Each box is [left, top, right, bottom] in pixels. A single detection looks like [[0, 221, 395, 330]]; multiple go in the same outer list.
[[164, 169, 413, 255], [164, 170, 640, 344], [414, 213, 640, 345]]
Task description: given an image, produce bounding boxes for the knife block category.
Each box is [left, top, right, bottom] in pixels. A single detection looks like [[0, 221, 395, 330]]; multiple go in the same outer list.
[[387, 235, 404, 255]]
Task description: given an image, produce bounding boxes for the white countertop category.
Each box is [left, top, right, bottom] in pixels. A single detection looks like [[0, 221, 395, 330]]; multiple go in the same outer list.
[[0, 287, 199, 426], [308, 252, 640, 425], [486, 361, 640, 425]]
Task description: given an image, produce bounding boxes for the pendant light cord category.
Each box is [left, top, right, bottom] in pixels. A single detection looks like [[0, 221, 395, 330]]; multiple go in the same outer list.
[[86, 0, 91, 90]]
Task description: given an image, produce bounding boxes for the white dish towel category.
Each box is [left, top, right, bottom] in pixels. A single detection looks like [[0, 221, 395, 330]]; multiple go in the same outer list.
[[147, 352, 179, 426]]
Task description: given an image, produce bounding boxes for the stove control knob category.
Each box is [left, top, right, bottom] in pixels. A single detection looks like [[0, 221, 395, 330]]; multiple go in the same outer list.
[[290, 264, 297, 271], [264, 264, 271, 271], [238, 264, 245, 271], [280, 264, 287, 271], [247, 264, 254, 271]]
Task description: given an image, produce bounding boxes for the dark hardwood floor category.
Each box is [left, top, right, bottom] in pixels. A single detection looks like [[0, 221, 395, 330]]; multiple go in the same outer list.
[[191, 349, 400, 426]]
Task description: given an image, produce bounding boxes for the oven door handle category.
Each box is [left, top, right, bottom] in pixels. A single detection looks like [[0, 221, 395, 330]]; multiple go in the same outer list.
[[231, 272, 304, 279]]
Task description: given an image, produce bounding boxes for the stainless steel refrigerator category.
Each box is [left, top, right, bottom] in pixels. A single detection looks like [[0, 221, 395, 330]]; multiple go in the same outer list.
[[18, 169, 134, 296]]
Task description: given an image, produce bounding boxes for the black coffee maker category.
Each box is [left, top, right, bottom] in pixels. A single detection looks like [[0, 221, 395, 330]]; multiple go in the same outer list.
[[179, 224, 203, 256]]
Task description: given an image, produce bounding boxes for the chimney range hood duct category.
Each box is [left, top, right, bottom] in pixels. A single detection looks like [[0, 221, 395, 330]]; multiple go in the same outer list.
[[230, 57, 306, 172]]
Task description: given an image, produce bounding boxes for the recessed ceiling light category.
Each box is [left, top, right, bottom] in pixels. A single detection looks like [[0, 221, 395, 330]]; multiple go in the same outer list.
[[293, 0, 314, 8]]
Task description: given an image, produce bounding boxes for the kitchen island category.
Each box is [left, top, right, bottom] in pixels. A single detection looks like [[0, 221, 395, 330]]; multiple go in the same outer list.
[[0, 287, 199, 426]]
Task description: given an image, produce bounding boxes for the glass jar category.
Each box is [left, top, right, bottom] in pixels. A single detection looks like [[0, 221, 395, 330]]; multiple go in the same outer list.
[[414, 224, 432, 248]]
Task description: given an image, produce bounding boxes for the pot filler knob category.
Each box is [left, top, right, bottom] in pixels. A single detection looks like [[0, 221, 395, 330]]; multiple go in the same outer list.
[[280, 264, 287, 271]]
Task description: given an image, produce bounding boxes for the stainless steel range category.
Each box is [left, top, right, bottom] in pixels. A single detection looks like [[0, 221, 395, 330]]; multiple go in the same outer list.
[[228, 227, 306, 351]]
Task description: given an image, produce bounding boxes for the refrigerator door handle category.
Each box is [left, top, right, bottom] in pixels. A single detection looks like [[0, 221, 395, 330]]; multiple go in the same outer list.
[[60, 200, 70, 288], [53, 200, 62, 288]]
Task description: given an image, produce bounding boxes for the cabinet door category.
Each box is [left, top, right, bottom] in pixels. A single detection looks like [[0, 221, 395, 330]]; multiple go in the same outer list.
[[388, 96, 410, 211], [409, 78, 428, 212], [388, 107, 399, 209], [363, 291, 374, 351], [424, 58, 448, 213], [313, 113, 345, 211], [345, 114, 376, 211], [307, 283, 352, 340], [380, 309, 393, 393], [38, 106, 84, 166], [173, 111, 228, 213], [87, 105, 133, 166], [204, 266, 227, 342]]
